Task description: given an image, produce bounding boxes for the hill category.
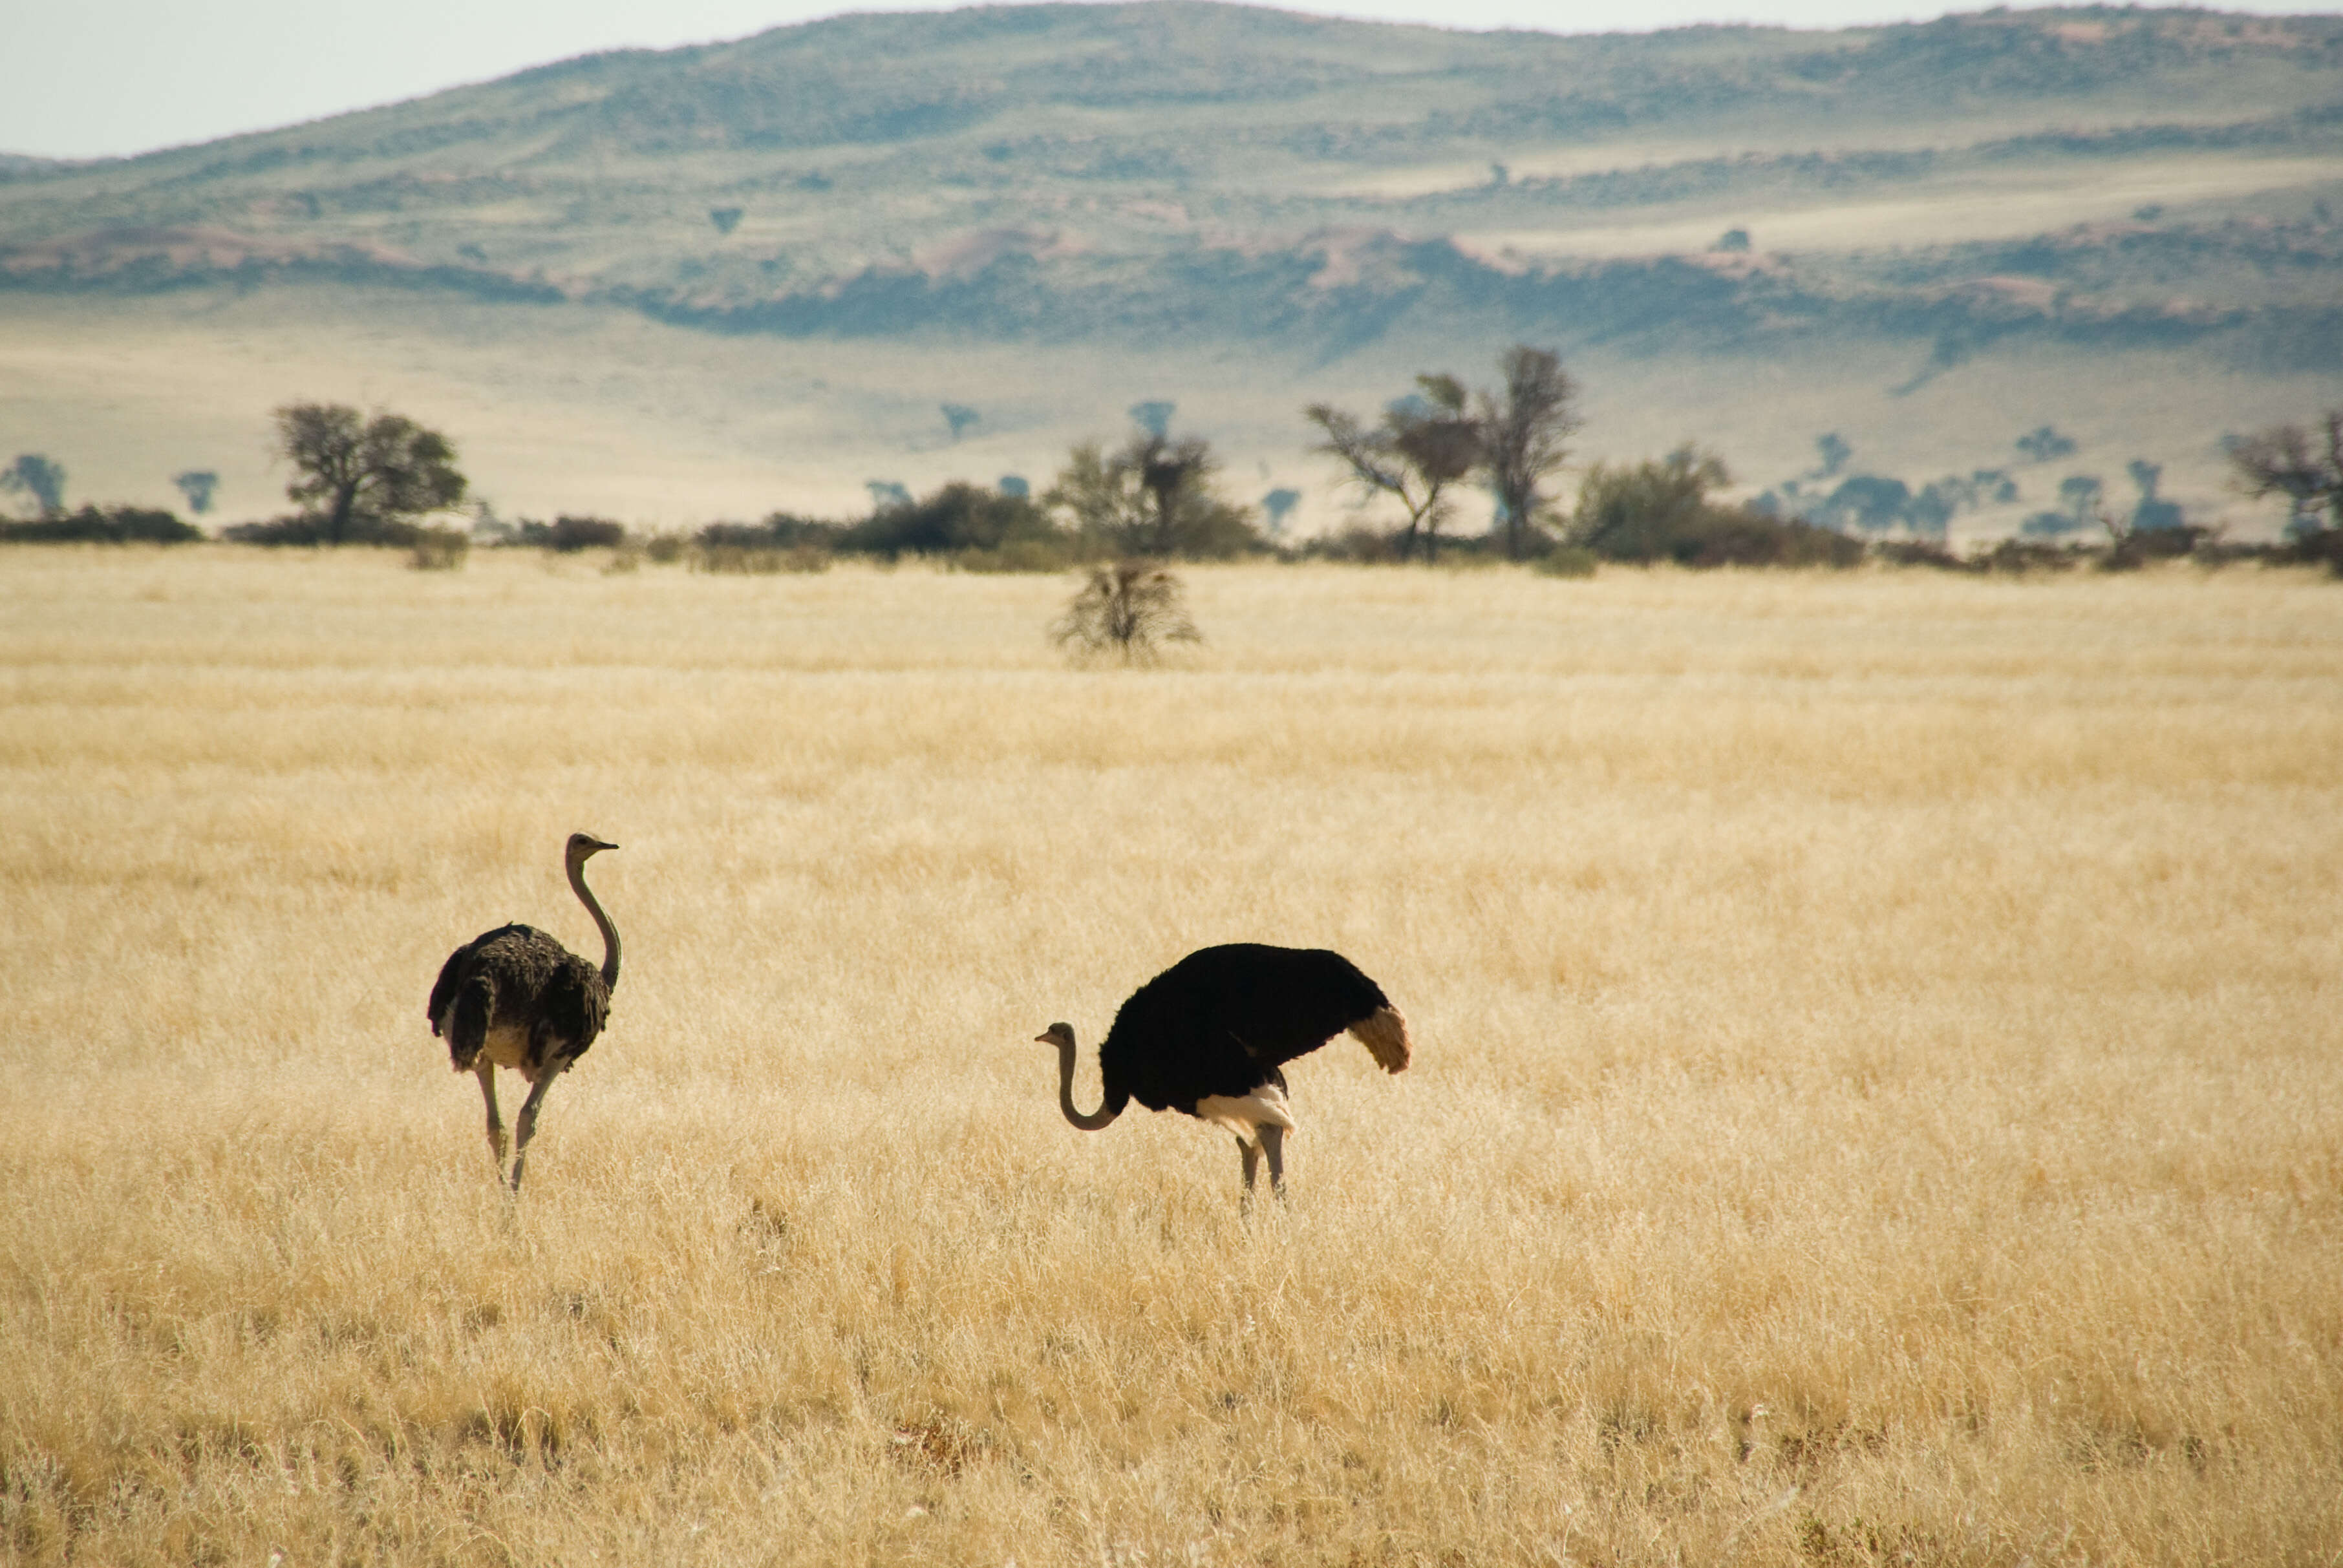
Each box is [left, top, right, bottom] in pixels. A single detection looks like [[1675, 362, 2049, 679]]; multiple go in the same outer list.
[[2, 1, 2338, 533]]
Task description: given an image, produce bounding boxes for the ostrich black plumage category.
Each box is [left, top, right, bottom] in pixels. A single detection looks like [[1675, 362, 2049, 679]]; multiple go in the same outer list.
[[428, 832, 619, 1191], [1034, 944, 1411, 1203]]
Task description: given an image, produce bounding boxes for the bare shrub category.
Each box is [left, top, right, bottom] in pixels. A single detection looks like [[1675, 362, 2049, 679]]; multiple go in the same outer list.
[[1050, 560, 1200, 664]]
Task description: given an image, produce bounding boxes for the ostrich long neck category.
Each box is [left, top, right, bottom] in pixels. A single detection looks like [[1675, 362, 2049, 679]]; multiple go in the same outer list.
[[1056, 1033, 1119, 1131], [569, 857, 621, 991]]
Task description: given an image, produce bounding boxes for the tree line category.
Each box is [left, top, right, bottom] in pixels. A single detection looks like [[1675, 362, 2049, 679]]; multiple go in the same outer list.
[[6, 372, 2342, 575]]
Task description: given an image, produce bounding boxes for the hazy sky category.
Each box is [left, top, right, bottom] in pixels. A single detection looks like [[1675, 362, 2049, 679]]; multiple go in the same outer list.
[[10, 0, 2337, 161]]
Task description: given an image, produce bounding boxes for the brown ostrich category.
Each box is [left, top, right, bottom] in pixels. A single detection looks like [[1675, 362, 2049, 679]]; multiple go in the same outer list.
[[427, 832, 619, 1191]]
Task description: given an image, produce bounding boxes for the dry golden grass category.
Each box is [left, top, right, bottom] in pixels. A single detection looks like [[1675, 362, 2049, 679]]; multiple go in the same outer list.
[[3, 547, 2339, 1566]]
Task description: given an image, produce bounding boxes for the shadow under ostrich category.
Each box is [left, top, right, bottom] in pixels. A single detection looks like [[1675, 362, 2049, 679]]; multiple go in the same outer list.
[[428, 832, 619, 1192], [1035, 943, 1411, 1205]]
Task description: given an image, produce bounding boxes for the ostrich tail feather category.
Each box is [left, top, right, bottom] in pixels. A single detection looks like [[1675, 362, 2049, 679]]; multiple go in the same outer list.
[[445, 973, 495, 1072], [1349, 1006, 1411, 1074]]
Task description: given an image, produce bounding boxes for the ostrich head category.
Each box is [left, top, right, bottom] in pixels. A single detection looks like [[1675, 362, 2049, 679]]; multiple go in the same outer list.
[[1034, 1021, 1117, 1130], [565, 832, 619, 867]]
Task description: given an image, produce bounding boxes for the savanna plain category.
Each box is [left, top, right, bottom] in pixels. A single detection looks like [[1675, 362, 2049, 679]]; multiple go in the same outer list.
[[3, 548, 2338, 1567]]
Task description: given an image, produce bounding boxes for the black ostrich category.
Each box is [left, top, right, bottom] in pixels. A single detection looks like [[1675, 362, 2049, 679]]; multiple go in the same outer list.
[[1034, 943, 1411, 1204], [428, 832, 619, 1192]]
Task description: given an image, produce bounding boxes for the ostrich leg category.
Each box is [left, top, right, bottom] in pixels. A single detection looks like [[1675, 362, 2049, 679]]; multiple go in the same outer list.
[[1260, 1124, 1287, 1203], [476, 1063, 509, 1180], [508, 1068, 565, 1193], [1239, 1136, 1261, 1211]]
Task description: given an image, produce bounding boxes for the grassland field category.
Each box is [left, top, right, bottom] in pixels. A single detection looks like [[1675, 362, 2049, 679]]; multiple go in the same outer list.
[[2, 546, 2339, 1566]]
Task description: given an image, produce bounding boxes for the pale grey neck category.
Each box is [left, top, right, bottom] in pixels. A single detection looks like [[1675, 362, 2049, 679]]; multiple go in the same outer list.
[[570, 857, 621, 991], [1056, 1035, 1118, 1131]]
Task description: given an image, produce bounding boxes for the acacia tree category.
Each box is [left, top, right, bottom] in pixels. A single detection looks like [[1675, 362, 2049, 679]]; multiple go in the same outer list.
[[1475, 345, 1580, 560], [1045, 424, 1257, 558], [2015, 425, 2078, 463], [172, 470, 219, 515], [1128, 400, 1176, 439], [1307, 374, 1482, 562], [1130, 430, 1215, 556], [2229, 409, 2343, 533], [1259, 487, 1301, 535], [1043, 441, 1146, 546], [1, 454, 67, 516], [1812, 432, 1852, 478], [273, 403, 465, 544]]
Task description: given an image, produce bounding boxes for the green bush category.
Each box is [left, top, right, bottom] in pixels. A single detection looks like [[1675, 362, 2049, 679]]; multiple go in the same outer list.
[[1572, 447, 1863, 569], [224, 513, 332, 546], [1297, 526, 1405, 564], [1873, 540, 1975, 572], [948, 537, 1091, 573], [2271, 527, 2343, 575], [1676, 509, 1865, 568], [1534, 545, 1599, 578], [226, 512, 450, 547], [696, 544, 831, 574], [694, 515, 839, 572], [842, 482, 1067, 560], [504, 515, 628, 551], [1, 505, 200, 544], [546, 515, 626, 552], [1977, 539, 2084, 573], [2099, 525, 2210, 572]]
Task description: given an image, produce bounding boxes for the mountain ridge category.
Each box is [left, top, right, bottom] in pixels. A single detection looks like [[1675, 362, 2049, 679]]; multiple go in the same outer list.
[[4, 3, 2335, 353]]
